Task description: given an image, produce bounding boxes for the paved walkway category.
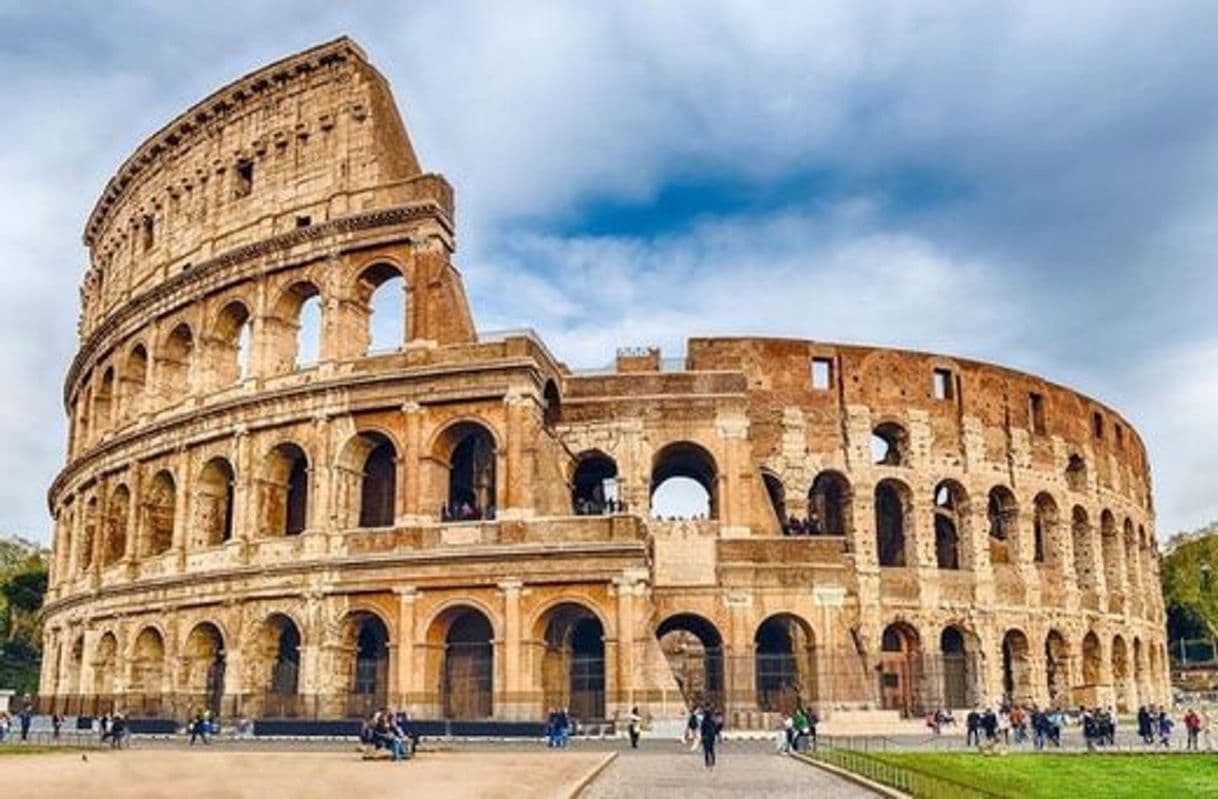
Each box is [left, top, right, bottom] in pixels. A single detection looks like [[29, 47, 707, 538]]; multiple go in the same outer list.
[[580, 742, 875, 798]]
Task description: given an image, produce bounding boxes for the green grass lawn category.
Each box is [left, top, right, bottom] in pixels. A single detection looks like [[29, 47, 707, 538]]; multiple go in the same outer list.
[[868, 752, 1218, 798], [0, 744, 84, 756]]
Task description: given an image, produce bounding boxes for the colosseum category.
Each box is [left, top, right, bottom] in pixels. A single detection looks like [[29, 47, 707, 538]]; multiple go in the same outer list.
[[39, 38, 1169, 729]]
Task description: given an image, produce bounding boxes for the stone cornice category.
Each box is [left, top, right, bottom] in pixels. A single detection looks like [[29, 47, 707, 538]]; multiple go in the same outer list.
[[84, 37, 367, 247], [65, 201, 452, 403]]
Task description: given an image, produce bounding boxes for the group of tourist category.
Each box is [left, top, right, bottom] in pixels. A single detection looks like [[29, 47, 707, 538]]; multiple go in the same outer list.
[[572, 497, 628, 516], [359, 708, 416, 761], [684, 705, 726, 768], [776, 704, 819, 753], [187, 708, 218, 744], [97, 712, 129, 748], [781, 513, 826, 537], [545, 707, 574, 748], [0, 705, 32, 742], [439, 502, 495, 522]]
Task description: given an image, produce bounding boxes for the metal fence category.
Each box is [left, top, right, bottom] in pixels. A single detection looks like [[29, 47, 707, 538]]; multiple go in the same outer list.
[[800, 737, 1003, 799], [1173, 638, 1218, 665]]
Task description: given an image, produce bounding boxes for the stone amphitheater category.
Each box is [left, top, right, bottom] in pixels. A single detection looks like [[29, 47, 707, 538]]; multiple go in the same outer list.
[[39, 38, 1169, 729]]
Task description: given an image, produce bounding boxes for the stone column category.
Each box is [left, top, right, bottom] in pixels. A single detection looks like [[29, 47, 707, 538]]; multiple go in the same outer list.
[[232, 424, 256, 561], [501, 391, 533, 519], [612, 568, 648, 713], [401, 402, 425, 521], [715, 411, 750, 537], [499, 580, 524, 719], [725, 592, 754, 724], [394, 587, 418, 710], [171, 447, 192, 572]]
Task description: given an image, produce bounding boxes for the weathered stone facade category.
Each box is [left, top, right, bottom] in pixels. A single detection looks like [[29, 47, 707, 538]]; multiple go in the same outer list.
[[41, 38, 1168, 725]]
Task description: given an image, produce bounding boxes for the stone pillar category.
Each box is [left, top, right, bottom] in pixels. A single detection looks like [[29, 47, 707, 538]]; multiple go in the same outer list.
[[715, 411, 750, 537], [725, 592, 754, 723], [501, 391, 533, 519], [612, 568, 647, 715], [394, 587, 418, 709], [171, 448, 192, 572], [233, 425, 256, 560], [401, 402, 425, 521], [499, 580, 524, 719]]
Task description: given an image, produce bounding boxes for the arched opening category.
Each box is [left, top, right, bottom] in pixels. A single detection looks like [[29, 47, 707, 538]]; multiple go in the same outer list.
[[1001, 629, 1032, 705], [871, 422, 909, 466], [1081, 631, 1102, 695], [875, 479, 911, 567], [92, 632, 118, 700], [213, 300, 253, 386], [1100, 509, 1123, 594], [158, 323, 194, 400], [196, 457, 236, 547], [80, 497, 98, 573], [67, 635, 84, 699], [129, 627, 165, 716], [538, 603, 605, 721], [142, 470, 176, 557], [270, 281, 323, 371], [1072, 506, 1096, 589], [933, 481, 966, 570], [358, 263, 406, 354], [76, 382, 92, 447], [571, 451, 618, 515], [358, 434, 397, 528], [1032, 492, 1057, 565], [256, 614, 302, 717], [120, 344, 148, 421], [1112, 635, 1131, 712], [987, 486, 1018, 564], [103, 484, 130, 566], [1133, 637, 1147, 701], [442, 609, 495, 719], [183, 622, 226, 715], [434, 422, 497, 521], [543, 380, 561, 428], [656, 614, 724, 710], [1065, 454, 1087, 493], [754, 614, 816, 712], [262, 443, 309, 536], [650, 442, 718, 520], [761, 470, 788, 531], [1045, 630, 1070, 706], [879, 623, 923, 717], [808, 471, 852, 536], [95, 367, 115, 433], [347, 613, 390, 717], [940, 626, 973, 709]]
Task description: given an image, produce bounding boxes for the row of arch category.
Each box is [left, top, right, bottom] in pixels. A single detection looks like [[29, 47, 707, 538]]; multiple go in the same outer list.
[[71, 261, 410, 453]]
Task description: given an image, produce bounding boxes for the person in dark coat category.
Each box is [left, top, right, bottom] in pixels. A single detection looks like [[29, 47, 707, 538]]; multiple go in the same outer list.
[[1137, 706, 1153, 745], [18, 705, 32, 742], [966, 709, 981, 746], [699, 707, 722, 768]]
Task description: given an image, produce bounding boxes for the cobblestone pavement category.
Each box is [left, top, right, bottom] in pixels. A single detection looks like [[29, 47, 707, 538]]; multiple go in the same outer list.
[[580, 741, 876, 798]]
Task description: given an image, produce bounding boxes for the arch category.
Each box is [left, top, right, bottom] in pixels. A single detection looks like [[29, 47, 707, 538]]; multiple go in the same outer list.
[[92, 631, 119, 698], [1032, 492, 1058, 565], [536, 602, 605, 721], [1001, 629, 1032, 705], [345, 611, 390, 717], [103, 484, 130, 566], [1081, 631, 1102, 688], [270, 281, 323, 371], [142, 470, 176, 557], [656, 613, 725, 710], [808, 470, 852, 536], [1065, 454, 1087, 493], [67, 634, 85, 696], [212, 299, 254, 386], [871, 422, 909, 466], [571, 450, 618, 515], [261, 442, 310, 536], [1100, 509, 1123, 594], [1112, 634, 1131, 712], [650, 441, 718, 520], [120, 344, 149, 420], [933, 480, 967, 570], [95, 367, 115, 433], [543, 379, 561, 427], [754, 613, 816, 712], [761, 469, 788, 531], [1045, 630, 1070, 706], [1072, 506, 1096, 589], [436, 421, 498, 521], [879, 622, 922, 716], [426, 606, 494, 719], [80, 496, 99, 573], [875, 479, 911, 567], [358, 262, 406, 354], [129, 626, 165, 715], [939, 626, 975, 709], [253, 613, 303, 717], [182, 622, 226, 714], [195, 457, 236, 547], [158, 322, 194, 399], [347, 432, 397, 528], [987, 486, 1018, 564]]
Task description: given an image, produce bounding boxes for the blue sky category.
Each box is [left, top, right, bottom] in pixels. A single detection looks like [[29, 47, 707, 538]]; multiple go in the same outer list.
[[0, 1, 1215, 541]]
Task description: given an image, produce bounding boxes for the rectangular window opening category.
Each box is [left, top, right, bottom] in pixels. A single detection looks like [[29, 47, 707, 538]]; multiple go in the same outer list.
[[141, 215, 154, 252], [235, 159, 254, 198], [810, 357, 833, 390], [932, 368, 954, 401], [1029, 392, 1046, 435], [295, 214, 312, 228], [1092, 411, 1104, 439]]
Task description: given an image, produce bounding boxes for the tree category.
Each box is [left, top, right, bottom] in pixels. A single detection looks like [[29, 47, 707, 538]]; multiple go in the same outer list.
[[0, 535, 48, 694], [1161, 521, 1218, 657]]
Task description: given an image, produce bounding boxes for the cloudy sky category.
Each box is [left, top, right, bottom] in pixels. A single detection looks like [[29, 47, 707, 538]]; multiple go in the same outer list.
[[0, 2, 1215, 542]]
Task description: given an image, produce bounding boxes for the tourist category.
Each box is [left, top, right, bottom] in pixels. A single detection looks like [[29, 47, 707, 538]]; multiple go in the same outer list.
[[1185, 708, 1201, 750], [686, 707, 701, 751], [1137, 705, 1153, 745], [104, 713, 127, 749], [0, 713, 9, 742], [1158, 708, 1174, 748], [792, 705, 809, 752], [699, 706, 722, 769], [1082, 708, 1098, 752], [557, 706, 572, 748], [546, 707, 560, 748], [188, 709, 210, 745], [18, 704, 32, 742], [777, 713, 793, 754], [626, 706, 642, 749], [1047, 708, 1064, 747], [965, 708, 981, 746], [981, 708, 998, 744], [1031, 708, 1047, 750], [806, 706, 819, 746], [997, 707, 1011, 745], [372, 709, 407, 761], [51, 713, 63, 739]]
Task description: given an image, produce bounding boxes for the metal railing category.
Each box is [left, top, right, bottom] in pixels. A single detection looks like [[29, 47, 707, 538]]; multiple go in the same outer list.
[[801, 736, 1004, 799]]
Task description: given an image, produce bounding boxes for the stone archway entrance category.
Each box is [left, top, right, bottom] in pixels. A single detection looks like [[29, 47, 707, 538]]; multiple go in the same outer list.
[[879, 623, 922, 717], [442, 609, 495, 719], [537, 603, 606, 721], [656, 614, 725, 710], [754, 614, 816, 713]]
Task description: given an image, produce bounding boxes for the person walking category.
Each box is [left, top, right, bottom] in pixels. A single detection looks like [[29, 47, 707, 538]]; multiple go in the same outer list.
[[1137, 706, 1153, 745], [18, 704, 32, 742], [626, 706, 642, 749], [687, 707, 702, 753], [1185, 708, 1201, 751], [1158, 709, 1174, 748], [699, 706, 722, 769], [966, 708, 980, 747]]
